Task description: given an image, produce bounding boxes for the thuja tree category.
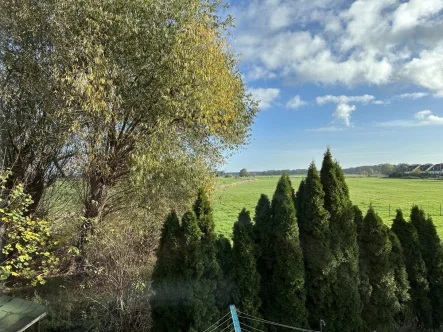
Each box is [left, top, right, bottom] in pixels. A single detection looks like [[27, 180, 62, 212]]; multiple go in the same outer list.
[[320, 149, 362, 331], [359, 207, 400, 328], [232, 209, 261, 324], [192, 189, 220, 323], [353, 205, 371, 311], [410, 206, 443, 327], [253, 194, 272, 315], [388, 230, 412, 322], [268, 174, 307, 327], [178, 211, 207, 331], [294, 180, 305, 223], [296, 163, 334, 329], [151, 211, 183, 331], [215, 235, 233, 311], [391, 210, 432, 328]]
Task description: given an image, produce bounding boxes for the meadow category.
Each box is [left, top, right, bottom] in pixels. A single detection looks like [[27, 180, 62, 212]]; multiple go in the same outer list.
[[212, 176, 443, 238]]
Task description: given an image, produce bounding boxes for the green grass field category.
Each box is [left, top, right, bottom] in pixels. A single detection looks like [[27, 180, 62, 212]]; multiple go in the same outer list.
[[212, 176, 443, 239]]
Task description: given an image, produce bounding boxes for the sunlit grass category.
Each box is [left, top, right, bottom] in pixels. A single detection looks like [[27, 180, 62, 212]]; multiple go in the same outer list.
[[212, 176, 443, 239]]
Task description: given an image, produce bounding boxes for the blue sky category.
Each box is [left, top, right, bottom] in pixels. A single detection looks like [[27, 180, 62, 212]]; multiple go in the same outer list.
[[221, 0, 443, 172]]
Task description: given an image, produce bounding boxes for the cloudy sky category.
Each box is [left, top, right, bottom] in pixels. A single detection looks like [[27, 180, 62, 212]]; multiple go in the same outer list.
[[222, 0, 443, 171]]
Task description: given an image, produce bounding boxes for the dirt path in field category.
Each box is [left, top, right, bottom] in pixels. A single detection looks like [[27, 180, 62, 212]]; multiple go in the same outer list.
[[217, 178, 257, 190]]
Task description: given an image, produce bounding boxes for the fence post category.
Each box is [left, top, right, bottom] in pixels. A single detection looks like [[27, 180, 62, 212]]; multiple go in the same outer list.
[[230, 305, 242, 332]]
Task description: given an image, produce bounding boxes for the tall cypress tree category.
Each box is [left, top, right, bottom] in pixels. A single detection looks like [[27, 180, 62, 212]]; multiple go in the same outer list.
[[388, 230, 412, 322], [294, 179, 305, 223], [391, 210, 432, 328], [353, 205, 371, 318], [268, 173, 307, 327], [193, 188, 213, 234], [359, 207, 400, 328], [253, 194, 272, 316], [215, 235, 233, 311], [151, 211, 183, 331], [297, 163, 334, 329], [320, 148, 362, 331], [192, 189, 220, 325], [232, 209, 262, 324], [410, 206, 443, 327], [353, 205, 364, 236]]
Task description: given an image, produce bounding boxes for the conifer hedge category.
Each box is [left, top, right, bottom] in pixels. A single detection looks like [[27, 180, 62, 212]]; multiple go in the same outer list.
[[152, 151, 443, 332]]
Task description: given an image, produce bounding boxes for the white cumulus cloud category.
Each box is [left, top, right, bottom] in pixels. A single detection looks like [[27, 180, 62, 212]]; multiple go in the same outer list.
[[248, 88, 280, 110], [395, 92, 429, 99], [378, 110, 443, 127], [335, 103, 356, 127], [231, 0, 443, 95], [316, 94, 375, 105], [307, 126, 345, 132], [415, 110, 433, 120], [286, 95, 307, 109]]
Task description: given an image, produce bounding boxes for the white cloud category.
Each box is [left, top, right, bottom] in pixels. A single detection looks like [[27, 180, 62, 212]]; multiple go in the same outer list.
[[307, 126, 345, 132], [401, 47, 443, 97], [245, 66, 277, 81], [316, 94, 375, 105], [415, 110, 432, 120], [378, 110, 443, 127], [286, 95, 307, 109], [373, 100, 390, 105], [395, 92, 429, 99], [392, 0, 443, 32], [248, 88, 280, 110], [231, 0, 443, 95], [335, 103, 356, 127]]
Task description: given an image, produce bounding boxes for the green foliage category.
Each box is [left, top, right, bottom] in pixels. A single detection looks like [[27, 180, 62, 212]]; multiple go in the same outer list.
[[1, 0, 258, 250], [410, 206, 443, 327], [232, 209, 261, 324], [192, 189, 220, 325], [240, 168, 249, 177], [153, 208, 222, 331], [359, 207, 400, 328], [253, 194, 272, 315], [381, 163, 395, 175], [215, 235, 233, 311], [179, 211, 205, 330], [193, 188, 215, 235], [296, 163, 334, 329], [0, 171, 59, 285], [388, 230, 412, 322], [294, 179, 305, 224], [320, 149, 362, 331], [391, 210, 432, 328], [151, 211, 182, 331], [0, 1, 73, 213], [268, 174, 307, 327], [353, 205, 372, 314]]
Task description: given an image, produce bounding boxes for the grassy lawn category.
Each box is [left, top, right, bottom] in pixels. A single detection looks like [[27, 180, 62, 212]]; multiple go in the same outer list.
[[212, 176, 443, 239]]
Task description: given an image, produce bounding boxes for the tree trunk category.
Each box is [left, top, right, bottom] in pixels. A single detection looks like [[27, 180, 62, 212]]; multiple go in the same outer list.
[[0, 222, 7, 264], [77, 174, 105, 250]]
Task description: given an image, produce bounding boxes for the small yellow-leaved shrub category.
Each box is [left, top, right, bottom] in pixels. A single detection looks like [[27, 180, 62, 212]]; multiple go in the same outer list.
[[0, 170, 59, 286]]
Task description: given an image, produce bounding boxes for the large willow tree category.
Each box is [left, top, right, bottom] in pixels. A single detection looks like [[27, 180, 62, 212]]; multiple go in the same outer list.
[[1, 0, 258, 251]]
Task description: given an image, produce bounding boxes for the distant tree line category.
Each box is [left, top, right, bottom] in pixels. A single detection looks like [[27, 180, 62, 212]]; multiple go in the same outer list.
[[218, 163, 412, 177], [152, 149, 443, 331]]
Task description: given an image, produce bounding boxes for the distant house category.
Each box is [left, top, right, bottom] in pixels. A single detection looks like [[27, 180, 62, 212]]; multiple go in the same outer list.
[[404, 164, 420, 174], [428, 163, 443, 175], [404, 163, 443, 175]]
